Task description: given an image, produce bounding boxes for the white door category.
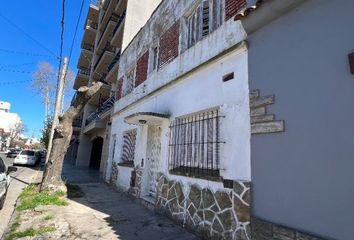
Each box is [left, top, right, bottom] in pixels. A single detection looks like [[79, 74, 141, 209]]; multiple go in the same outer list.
[[146, 126, 162, 198]]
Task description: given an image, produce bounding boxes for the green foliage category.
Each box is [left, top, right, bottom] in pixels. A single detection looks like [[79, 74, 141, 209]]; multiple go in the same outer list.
[[40, 118, 52, 149], [4, 226, 56, 240], [16, 184, 67, 211]]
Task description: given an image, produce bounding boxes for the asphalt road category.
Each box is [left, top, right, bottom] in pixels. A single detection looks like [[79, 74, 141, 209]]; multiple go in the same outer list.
[[0, 153, 42, 238]]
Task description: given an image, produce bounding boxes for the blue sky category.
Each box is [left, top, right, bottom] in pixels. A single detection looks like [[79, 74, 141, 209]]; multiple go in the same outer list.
[[0, 0, 89, 138]]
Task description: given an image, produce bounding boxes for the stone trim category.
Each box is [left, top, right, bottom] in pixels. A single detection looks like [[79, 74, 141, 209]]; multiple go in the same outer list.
[[251, 217, 325, 240], [249, 89, 285, 134], [110, 162, 118, 184], [155, 173, 251, 239], [128, 165, 143, 198]]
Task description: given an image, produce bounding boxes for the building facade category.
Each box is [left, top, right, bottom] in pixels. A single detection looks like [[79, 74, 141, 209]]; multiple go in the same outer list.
[[239, 0, 354, 239], [69, 0, 354, 239], [68, 0, 162, 177], [106, 0, 252, 239], [0, 101, 22, 151]]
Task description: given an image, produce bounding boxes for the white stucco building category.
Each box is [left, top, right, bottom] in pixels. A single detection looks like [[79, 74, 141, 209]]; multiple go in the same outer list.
[[0, 101, 22, 150]]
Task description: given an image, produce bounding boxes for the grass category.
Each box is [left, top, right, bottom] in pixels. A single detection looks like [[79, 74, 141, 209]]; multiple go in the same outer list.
[[4, 226, 56, 240], [16, 184, 68, 211], [66, 183, 85, 198], [43, 214, 54, 221]]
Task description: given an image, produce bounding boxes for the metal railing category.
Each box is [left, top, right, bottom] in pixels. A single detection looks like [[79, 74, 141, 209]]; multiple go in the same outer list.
[[168, 109, 224, 179], [107, 52, 120, 72], [97, 14, 120, 47], [82, 43, 94, 52], [85, 95, 116, 126], [78, 68, 91, 76], [72, 118, 83, 128], [94, 42, 115, 70], [87, 19, 98, 30], [112, 12, 126, 37]]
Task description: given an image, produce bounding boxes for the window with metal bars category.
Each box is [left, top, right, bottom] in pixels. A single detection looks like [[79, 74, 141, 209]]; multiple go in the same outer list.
[[187, 0, 223, 48], [168, 109, 224, 180], [120, 129, 137, 167]]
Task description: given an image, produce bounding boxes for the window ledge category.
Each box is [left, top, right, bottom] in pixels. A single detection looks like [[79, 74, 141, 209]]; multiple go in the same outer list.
[[118, 162, 134, 168], [169, 167, 222, 182]]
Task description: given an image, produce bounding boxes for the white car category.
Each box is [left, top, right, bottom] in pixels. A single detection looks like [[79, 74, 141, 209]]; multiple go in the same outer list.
[[13, 150, 37, 166], [0, 157, 17, 209]]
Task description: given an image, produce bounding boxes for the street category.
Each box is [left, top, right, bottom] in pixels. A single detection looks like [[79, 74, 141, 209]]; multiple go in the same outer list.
[[0, 153, 41, 238]]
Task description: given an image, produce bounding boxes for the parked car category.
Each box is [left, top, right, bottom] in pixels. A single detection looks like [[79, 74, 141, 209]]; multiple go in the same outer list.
[[0, 157, 17, 209], [6, 149, 20, 158], [13, 150, 37, 166]]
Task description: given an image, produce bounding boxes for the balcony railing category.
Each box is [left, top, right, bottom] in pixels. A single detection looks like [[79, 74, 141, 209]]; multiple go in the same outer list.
[[72, 118, 83, 128], [85, 95, 116, 126], [97, 14, 120, 47], [78, 68, 91, 76], [87, 19, 98, 30], [112, 12, 126, 37], [82, 43, 94, 52], [107, 52, 120, 72], [94, 42, 115, 70]]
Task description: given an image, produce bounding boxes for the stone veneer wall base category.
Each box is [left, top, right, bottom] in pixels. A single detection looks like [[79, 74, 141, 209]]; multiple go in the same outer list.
[[251, 217, 326, 240], [155, 173, 251, 240]]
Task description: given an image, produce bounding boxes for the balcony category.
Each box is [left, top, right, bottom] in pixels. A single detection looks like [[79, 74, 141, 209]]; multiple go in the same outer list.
[[106, 52, 120, 83], [84, 95, 115, 134], [94, 42, 115, 75], [72, 118, 83, 135], [73, 68, 90, 90], [96, 14, 119, 54], [111, 12, 126, 47], [99, 0, 119, 32], [82, 20, 97, 46], [86, 1, 100, 23], [77, 44, 94, 69]]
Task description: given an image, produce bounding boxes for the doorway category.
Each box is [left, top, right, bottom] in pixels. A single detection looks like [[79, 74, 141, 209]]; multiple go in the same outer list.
[[89, 137, 103, 169], [146, 126, 162, 198]]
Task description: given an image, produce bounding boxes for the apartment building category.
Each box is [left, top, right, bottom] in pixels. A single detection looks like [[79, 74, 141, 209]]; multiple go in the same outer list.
[[0, 101, 22, 151], [105, 0, 252, 239], [67, 0, 161, 177]]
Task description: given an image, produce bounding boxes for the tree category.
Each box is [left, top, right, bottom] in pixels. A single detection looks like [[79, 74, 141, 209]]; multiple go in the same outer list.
[[8, 121, 25, 147], [30, 61, 75, 121], [40, 118, 52, 149], [41, 82, 103, 192]]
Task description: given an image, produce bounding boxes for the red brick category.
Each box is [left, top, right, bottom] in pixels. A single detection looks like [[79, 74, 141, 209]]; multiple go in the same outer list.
[[225, 0, 246, 21], [135, 51, 149, 87], [158, 20, 180, 69], [116, 77, 123, 101]]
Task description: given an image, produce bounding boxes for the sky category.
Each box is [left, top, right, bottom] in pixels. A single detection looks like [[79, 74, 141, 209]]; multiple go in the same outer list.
[[0, 0, 90, 138]]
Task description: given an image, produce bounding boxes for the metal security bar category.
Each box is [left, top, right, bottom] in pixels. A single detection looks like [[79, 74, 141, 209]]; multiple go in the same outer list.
[[168, 109, 224, 179], [121, 129, 137, 164]]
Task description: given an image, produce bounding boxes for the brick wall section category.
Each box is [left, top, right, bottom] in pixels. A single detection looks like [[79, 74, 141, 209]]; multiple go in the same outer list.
[[225, 0, 246, 21], [158, 20, 180, 69], [115, 77, 123, 101], [135, 51, 149, 87]]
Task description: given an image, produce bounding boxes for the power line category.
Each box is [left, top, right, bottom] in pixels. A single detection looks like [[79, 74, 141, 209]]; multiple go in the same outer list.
[[0, 79, 32, 85], [0, 12, 58, 59], [0, 48, 55, 58], [56, 0, 66, 87], [68, 0, 85, 67]]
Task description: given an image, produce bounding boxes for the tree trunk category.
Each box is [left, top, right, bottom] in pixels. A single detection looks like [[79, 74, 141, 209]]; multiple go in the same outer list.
[[40, 82, 103, 192]]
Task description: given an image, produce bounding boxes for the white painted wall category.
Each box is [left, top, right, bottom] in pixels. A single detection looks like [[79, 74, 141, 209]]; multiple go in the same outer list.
[[108, 47, 250, 192], [121, 0, 162, 51]]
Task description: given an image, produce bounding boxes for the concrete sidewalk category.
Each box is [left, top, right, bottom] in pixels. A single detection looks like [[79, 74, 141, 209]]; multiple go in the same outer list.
[[61, 163, 196, 239]]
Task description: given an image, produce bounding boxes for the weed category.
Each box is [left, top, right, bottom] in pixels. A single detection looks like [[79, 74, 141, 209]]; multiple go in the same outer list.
[[16, 184, 67, 211], [4, 226, 56, 240]]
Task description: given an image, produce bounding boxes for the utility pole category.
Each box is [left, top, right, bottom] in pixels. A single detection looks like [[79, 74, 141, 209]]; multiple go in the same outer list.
[[46, 57, 68, 163]]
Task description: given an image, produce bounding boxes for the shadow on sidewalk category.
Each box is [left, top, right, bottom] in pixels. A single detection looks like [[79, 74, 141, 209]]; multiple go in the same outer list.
[[62, 163, 196, 240]]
